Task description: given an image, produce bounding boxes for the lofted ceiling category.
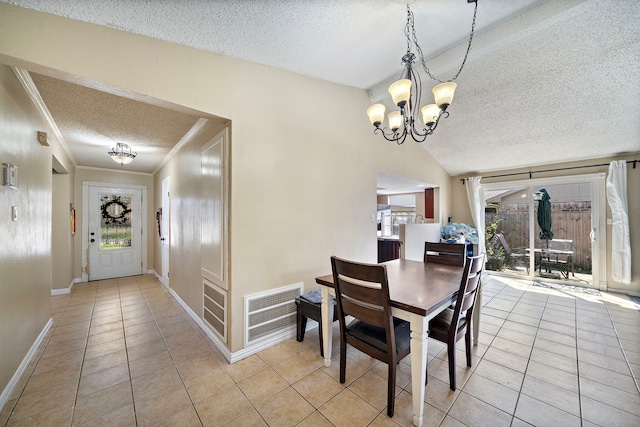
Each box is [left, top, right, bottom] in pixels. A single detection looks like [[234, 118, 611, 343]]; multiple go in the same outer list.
[[3, 0, 639, 183]]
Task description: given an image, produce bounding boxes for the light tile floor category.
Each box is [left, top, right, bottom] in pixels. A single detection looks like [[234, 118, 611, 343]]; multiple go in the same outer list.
[[1, 274, 639, 426]]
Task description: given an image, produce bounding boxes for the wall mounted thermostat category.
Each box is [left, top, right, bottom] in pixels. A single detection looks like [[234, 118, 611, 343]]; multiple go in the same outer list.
[[2, 163, 18, 189]]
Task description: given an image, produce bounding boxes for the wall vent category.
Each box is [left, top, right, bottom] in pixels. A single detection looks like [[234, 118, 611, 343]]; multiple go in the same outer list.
[[244, 283, 303, 347], [203, 278, 227, 343]]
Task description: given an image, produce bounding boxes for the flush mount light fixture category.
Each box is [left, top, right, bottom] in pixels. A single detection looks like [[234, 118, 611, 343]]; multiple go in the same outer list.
[[108, 142, 137, 166], [366, 1, 478, 145]]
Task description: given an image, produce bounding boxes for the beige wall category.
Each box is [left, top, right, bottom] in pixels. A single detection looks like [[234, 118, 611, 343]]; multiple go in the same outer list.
[[153, 122, 227, 315], [73, 168, 154, 279], [450, 154, 640, 294], [0, 4, 452, 355], [0, 63, 73, 393]]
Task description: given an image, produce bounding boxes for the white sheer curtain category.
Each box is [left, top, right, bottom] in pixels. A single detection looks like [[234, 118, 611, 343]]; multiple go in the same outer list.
[[465, 176, 485, 257], [466, 176, 485, 346], [606, 161, 631, 285]]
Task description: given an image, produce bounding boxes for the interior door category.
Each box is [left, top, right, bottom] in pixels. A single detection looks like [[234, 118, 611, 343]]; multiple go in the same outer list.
[[161, 177, 170, 287], [88, 186, 143, 280]]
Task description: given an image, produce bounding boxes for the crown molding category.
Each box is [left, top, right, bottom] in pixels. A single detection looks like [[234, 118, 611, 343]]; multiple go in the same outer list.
[[152, 118, 210, 175], [12, 67, 78, 167], [75, 165, 153, 177]]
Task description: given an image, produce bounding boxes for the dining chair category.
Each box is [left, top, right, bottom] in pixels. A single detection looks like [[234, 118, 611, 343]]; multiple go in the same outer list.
[[428, 254, 485, 390], [330, 256, 411, 417], [424, 241, 467, 266]]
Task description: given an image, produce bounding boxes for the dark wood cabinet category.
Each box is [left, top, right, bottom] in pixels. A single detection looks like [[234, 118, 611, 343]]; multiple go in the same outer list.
[[425, 188, 434, 219], [378, 239, 400, 263]]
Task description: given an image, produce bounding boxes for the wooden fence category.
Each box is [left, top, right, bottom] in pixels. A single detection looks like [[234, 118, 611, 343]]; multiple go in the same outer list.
[[486, 201, 592, 272]]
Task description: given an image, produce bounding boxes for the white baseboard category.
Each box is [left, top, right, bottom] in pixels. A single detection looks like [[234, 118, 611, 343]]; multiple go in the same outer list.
[[149, 270, 170, 289], [165, 286, 298, 365], [607, 288, 640, 298], [230, 328, 298, 364], [0, 318, 52, 413], [51, 278, 81, 296]]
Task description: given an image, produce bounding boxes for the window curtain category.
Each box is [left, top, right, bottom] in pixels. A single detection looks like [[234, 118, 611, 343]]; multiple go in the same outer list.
[[465, 176, 486, 257], [606, 161, 631, 285]]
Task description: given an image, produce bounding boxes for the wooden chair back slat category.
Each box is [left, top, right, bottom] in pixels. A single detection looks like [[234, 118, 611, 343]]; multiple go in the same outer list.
[[424, 242, 467, 266]]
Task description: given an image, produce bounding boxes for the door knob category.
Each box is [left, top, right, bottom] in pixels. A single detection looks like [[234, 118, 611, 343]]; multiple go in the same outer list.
[[90, 238, 95, 243], [160, 237, 165, 241], [90, 232, 95, 236]]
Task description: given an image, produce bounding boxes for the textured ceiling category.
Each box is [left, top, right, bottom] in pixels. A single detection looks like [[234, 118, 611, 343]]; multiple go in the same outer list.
[[4, 0, 535, 89], [30, 73, 203, 173], [3, 0, 640, 181]]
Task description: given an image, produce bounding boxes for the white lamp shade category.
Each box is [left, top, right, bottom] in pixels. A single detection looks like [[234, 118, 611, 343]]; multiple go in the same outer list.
[[366, 104, 386, 126], [388, 79, 412, 108], [111, 154, 134, 165], [421, 104, 441, 125], [388, 111, 402, 131], [433, 82, 457, 107]]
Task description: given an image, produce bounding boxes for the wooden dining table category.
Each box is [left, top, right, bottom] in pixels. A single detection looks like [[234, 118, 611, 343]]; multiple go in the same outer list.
[[315, 258, 470, 427]]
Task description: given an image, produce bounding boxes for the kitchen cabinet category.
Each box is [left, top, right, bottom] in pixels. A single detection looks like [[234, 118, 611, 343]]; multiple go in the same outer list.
[[378, 238, 400, 263]]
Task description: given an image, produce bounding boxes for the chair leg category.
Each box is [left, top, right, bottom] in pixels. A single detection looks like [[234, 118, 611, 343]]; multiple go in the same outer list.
[[339, 340, 347, 384], [387, 362, 396, 417], [296, 310, 306, 342], [465, 328, 472, 367], [448, 341, 457, 391], [318, 321, 324, 357]]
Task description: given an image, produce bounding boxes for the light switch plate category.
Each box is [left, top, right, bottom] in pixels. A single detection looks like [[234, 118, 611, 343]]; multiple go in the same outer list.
[[3, 163, 18, 189]]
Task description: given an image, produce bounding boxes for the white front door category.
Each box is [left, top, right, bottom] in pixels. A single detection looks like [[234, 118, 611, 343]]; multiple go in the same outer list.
[[161, 176, 170, 287], [88, 185, 143, 281]]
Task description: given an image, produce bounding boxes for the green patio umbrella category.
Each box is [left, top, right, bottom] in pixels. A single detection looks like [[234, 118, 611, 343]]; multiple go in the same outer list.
[[536, 188, 554, 247]]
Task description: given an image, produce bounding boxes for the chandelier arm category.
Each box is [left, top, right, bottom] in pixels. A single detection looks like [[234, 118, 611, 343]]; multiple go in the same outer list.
[[411, 128, 430, 143], [410, 108, 449, 141], [396, 132, 408, 145], [373, 123, 412, 145], [407, 116, 434, 142], [413, 0, 478, 83], [429, 111, 449, 134], [374, 126, 408, 144]]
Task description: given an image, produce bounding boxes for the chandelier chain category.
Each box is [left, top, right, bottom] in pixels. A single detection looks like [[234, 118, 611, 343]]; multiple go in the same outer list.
[[366, 2, 478, 144], [406, 1, 478, 83]]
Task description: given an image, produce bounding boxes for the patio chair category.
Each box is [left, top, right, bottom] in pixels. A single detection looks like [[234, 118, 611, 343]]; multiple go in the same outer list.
[[495, 233, 529, 272]]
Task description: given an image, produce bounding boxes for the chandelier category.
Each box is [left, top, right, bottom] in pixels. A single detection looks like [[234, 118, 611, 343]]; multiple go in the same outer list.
[[108, 143, 137, 166], [366, 1, 478, 144]]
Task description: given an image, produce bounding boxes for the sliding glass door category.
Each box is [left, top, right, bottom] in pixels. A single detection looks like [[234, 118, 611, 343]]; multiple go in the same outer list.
[[482, 174, 606, 289]]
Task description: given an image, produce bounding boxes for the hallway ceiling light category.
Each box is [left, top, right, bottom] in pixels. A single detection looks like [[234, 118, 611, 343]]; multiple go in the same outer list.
[[366, 1, 478, 145], [108, 142, 137, 166]]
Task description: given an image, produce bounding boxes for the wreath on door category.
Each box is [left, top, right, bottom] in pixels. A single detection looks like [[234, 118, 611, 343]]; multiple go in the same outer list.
[[100, 196, 132, 225]]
